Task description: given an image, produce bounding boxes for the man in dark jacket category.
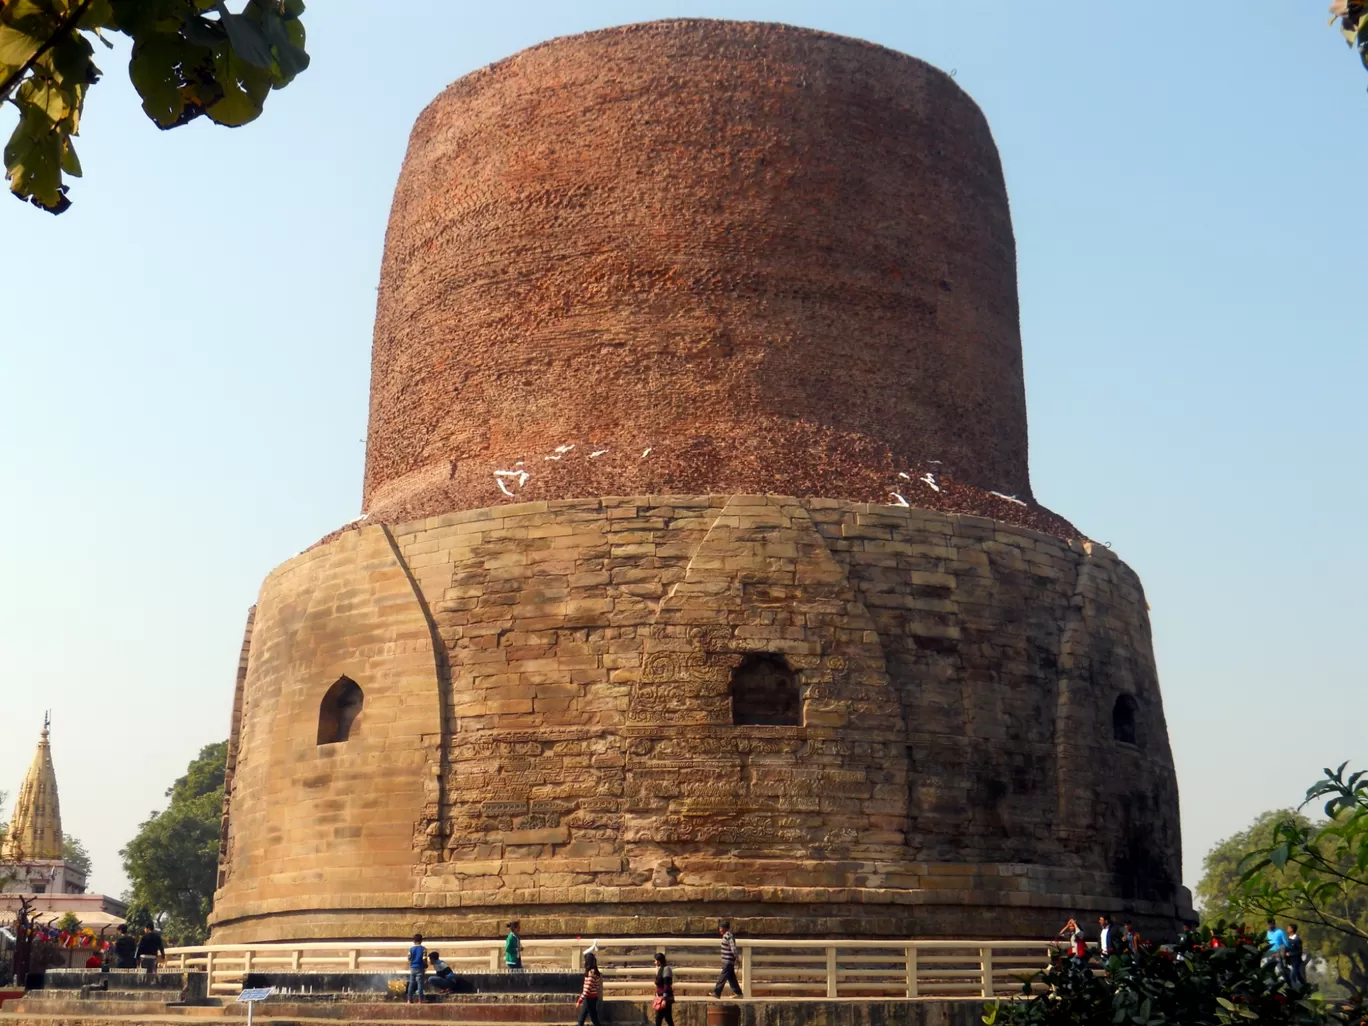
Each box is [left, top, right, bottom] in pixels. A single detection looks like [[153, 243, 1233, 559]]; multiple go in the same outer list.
[[1097, 915, 1124, 957], [1286, 924, 1306, 986], [111, 924, 138, 969], [135, 924, 165, 975]]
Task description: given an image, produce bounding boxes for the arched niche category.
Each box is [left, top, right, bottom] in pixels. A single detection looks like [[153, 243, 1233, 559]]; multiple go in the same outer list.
[[731, 654, 801, 726], [317, 676, 364, 744], [1112, 693, 1140, 747]]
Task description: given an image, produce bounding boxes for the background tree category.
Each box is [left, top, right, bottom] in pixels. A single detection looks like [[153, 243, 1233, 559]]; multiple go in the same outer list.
[[61, 835, 91, 877], [120, 740, 226, 946], [1198, 809, 1312, 918], [0, 0, 309, 213], [1330, 2, 1368, 77], [0, 789, 21, 891], [1235, 764, 1368, 1004]]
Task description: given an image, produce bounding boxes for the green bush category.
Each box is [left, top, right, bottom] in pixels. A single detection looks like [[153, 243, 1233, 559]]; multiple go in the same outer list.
[[984, 925, 1335, 1026]]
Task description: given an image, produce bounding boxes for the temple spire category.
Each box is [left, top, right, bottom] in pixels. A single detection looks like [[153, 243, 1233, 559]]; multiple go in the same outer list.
[[2, 714, 63, 860]]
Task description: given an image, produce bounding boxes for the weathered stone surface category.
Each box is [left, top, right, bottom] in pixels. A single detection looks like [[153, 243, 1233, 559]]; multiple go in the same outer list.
[[211, 497, 1187, 942]]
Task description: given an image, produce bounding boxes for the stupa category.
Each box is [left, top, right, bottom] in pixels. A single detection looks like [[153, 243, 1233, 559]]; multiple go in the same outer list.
[[209, 20, 1191, 944]]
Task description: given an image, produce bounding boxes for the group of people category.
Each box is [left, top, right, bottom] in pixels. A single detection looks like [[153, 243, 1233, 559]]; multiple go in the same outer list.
[[402, 918, 744, 1020], [1261, 919, 1307, 985], [1060, 914, 1308, 985], [1058, 915, 1145, 959], [81, 923, 165, 974]]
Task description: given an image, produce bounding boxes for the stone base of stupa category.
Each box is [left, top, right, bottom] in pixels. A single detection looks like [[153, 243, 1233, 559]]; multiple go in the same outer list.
[[210, 495, 1188, 944]]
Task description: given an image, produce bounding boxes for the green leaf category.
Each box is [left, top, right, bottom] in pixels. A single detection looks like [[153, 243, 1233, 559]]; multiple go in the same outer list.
[[181, 13, 225, 49], [128, 32, 216, 129], [3, 0, 53, 30], [1216, 998, 1236, 1011], [128, 33, 189, 127], [108, 0, 185, 37], [205, 49, 268, 127], [76, 0, 117, 31], [0, 24, 42, 65], [16, 77, 75, 122], [4, 107, 70, 212], [256, 4, 308, 83], [220, 10, 274, 69], [60, 137, 81, 177]]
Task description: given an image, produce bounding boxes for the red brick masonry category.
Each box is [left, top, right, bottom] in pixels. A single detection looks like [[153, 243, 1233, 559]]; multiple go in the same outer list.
[[365, 21, 1036, 523]]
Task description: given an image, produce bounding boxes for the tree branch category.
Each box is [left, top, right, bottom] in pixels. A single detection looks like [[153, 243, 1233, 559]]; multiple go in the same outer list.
[[0, 0, 96, 105]]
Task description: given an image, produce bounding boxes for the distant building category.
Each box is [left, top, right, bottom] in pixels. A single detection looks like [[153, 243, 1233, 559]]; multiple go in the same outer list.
[[2, 718, 126, 930]]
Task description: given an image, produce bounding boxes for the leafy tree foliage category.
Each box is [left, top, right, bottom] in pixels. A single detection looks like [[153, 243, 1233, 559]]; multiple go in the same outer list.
[[1199, 810, 1312, 920], [1330, 2, 1368, 77], [120, 741, 226, 946], [0, 789, 18, 892], [61, 834, 91, 877], [0, 0, 309, 213], [1235, 764, 1368, 1004], [983, 925, 1332, 1026]]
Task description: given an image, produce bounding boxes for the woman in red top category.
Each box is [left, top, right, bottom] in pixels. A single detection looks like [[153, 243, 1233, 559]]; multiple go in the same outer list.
[[1058, 918, 1086, 960], [577, 953, 604, 1026]]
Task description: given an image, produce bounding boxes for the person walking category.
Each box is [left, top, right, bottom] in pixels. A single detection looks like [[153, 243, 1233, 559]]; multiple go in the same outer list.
[[406, 933, 427, 1004], [1265, 918, 1289, 975], [653, 952, 674, 1026], [1097, 915, 1123, 958], [1058, 919, 1085, 960], [1123, 920, 1140, 956], [135, 924, 164, 975], [576, 952, 604, 1026], [111, 925, 137, 970], [712, 920, 743, 998], [1286, 925, 1306, 986], [505, 921, 522, 971]]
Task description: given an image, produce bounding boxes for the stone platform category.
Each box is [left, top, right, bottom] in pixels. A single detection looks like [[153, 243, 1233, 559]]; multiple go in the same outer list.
[[214, 494, 1186, 943], [0, 998, 986, 1026]]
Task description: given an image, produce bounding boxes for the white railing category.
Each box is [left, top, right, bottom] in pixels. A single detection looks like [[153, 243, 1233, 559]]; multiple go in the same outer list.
[[165, 937, 1051, 1000]]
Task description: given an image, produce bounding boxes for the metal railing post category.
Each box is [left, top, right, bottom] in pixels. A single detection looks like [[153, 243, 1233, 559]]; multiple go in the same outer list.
[[905, 945, 918, 999], [204, 950, 214, 986], [980, 945, 994, 998], [825, 946, 837, 999], [291, 948, 301, 971], [242, 950, 254, 977], [740, 944, 752, 996], [348, 949, 358, 971]]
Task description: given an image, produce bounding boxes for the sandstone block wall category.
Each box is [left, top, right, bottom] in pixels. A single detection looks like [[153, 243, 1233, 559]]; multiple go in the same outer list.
[[364, 20, 1032, 521], [211, 497, 1186, 942]]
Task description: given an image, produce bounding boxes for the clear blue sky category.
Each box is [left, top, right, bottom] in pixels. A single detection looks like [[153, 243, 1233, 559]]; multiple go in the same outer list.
[[2, 1, 1364, 904]]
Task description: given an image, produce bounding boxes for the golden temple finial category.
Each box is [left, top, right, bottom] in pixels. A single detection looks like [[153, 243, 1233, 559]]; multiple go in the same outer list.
[[2, 716, 63, 860]]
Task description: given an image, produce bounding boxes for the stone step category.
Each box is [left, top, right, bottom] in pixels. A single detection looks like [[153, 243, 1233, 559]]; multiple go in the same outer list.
[[0, 1017, 612, 1026], [0, 998, 647, 1023]]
